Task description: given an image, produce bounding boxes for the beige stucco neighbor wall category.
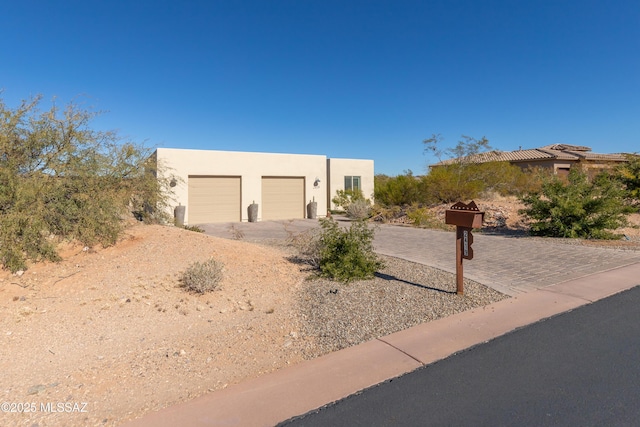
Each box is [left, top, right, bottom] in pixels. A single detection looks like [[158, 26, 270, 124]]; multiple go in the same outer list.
[[327, 158, 375, 211], [514, 160, 574, 173], [155, 148, 328, 224]]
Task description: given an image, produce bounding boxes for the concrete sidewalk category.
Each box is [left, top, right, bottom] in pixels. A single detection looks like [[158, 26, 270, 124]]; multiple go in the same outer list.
[[121, 262, 640, 427], [120, 220, 640, 426]]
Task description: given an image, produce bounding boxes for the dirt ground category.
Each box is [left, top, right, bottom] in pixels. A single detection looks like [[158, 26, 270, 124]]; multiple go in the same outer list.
[[1, 197, 638, 427], [1, 225, 312, 427]]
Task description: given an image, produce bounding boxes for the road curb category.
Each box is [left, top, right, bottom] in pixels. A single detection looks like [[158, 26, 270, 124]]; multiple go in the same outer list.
[[120, 262, 640, 427]]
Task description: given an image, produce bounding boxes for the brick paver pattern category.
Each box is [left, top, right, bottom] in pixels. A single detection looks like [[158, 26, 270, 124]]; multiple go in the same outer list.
[[200, 219, 640, 296]]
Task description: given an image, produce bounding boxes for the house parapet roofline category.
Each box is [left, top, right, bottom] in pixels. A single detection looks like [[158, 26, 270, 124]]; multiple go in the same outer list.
[[543, 144, 591, 152]]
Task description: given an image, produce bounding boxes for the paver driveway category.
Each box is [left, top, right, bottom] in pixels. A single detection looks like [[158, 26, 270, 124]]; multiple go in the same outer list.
[[200, 219, 640, 296]]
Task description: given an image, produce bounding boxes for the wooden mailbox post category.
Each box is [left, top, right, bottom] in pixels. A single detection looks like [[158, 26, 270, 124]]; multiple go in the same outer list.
[[445, 201, 484, 295]]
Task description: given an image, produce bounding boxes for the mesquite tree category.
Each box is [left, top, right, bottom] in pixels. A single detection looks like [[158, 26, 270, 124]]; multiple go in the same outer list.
[[0, 95, 174, 271]]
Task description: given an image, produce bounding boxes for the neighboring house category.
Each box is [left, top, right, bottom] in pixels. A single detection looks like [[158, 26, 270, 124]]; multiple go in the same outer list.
[[430, 144, 628, 176], [153, 148, 374, 224]]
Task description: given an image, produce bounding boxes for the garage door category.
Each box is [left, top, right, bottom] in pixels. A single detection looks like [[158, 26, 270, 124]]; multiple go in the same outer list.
[[188, 176, 241, 224], [262, 177, 305, 220]]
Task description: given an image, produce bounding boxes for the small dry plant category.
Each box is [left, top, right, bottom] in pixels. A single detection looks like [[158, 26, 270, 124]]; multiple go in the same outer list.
[[346, 199, 372, 220], [282, 220, 296, 240], [288, 228, 322, 268], [406, 205, 448, 230], [229, 224, 245, 240], [181, 258, 224, 293], [183, 224, 204, 233]]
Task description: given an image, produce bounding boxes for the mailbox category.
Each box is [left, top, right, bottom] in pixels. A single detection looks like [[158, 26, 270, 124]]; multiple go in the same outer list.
[[445, 201, 485, 295], [445, 201, 484, 228]]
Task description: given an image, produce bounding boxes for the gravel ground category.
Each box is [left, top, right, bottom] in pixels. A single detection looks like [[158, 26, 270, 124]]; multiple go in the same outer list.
[[3, 218, 634, 427], [287, 252, 509, 358], [210, 207, 639, 362]]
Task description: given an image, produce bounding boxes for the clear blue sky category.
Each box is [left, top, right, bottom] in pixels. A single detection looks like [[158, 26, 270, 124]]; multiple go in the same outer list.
[[2, 0, 638, 176]]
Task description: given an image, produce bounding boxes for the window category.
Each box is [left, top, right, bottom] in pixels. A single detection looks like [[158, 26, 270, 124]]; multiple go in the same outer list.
[[344, 176, 361, 191]]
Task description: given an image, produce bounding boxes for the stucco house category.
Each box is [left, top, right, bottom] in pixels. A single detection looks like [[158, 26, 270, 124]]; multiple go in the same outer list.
[[153, 148, 374, 225], [430, 144, 628, 176]]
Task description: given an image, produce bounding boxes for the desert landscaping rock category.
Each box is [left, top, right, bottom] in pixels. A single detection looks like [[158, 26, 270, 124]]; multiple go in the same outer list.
[[297, 255, 507, 357]]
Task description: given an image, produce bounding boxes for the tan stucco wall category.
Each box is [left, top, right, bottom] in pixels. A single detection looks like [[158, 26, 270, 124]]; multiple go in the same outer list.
[[515, 160, 623, 175], [327, 158, 375, 211], [155, 148, 328, 223]]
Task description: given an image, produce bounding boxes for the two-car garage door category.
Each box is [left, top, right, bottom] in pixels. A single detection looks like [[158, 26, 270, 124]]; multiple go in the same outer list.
[[188, 176, 241, 224], [188, 176, 304, 223]]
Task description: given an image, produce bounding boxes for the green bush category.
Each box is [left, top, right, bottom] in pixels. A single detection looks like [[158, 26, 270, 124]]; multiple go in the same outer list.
[[613, 154, 640, 207], [0, 95, 176, 272], [421, 165, 485, 203], [374, 164, 538, 208], [374, 172, 422, 206], [405, 204, 447, 229], [420, 162, 540, 204], [181, 258, 224, 293], [519, 169, 632, 239], [331, 189, 365, 211], [420, 134, 549, 203], [317, 218, 383, 282], [506, 166, 551, 196], [472, 162, 544, 196]]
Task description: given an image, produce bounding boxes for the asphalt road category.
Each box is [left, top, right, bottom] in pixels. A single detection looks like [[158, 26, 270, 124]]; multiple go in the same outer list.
[[280, 285, 640, 427]]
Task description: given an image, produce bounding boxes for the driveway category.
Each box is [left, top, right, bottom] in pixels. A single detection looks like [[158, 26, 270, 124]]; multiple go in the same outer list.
[[200, 218, 640, 296]]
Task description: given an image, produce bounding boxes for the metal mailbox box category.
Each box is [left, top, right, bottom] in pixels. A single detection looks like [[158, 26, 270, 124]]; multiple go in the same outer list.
[[445, 201, 484, 228]]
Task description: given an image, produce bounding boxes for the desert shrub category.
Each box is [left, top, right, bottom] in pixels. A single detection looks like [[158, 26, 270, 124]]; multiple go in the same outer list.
[[317, 218, 383, 282], [613, 154, 640, 207], [288, 227, 323, 268], [0, 95, 176, 272], [331, 189, 365, 211], [422, 134, 494, 203], [370, 205, 407, 224], [345, 198, 372, 220], [473, 162, 539, 196], [421, 134, 551, 203], [183, 225, 204, 233], [374, 172, 422, 206], [519, 169, 632, 239], [0, 212, 61, 273], [421, 165, 485, 203], [420, 162, 548, 204], [181, 258, 224, 293], [507, 166, 551, 195], [405, 204, 447, 229], [228, 224, 245, 240]]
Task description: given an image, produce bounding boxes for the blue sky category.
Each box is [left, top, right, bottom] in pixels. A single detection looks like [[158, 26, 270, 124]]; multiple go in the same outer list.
[[2, 0, 638, 176]]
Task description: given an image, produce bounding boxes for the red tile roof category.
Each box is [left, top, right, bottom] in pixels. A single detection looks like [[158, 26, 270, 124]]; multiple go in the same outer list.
[[431, 145, 627, 166]]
